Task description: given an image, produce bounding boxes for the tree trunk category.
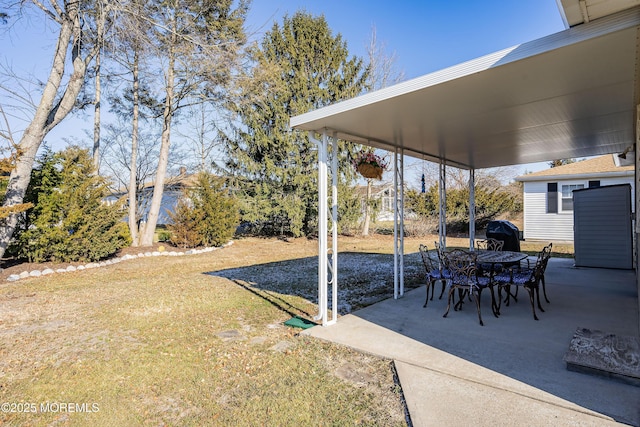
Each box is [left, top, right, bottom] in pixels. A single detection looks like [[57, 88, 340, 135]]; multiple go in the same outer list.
[[128, 50, 140, 246], [362, 178, 372, 236], [93, 44, 101, 170], [139, 20, 176, 247], [92, 1, 104, 170], [0, 2, 94, 258]]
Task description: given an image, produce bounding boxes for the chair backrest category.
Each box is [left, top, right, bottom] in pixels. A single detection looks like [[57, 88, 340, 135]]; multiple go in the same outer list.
[[540, 243, 553, 272], [444, 249, 478, 284], [476, 238, 504, 251], [418, 244, 439, 273], [434, 241, 447, 266], [531, 245, 553, 280]]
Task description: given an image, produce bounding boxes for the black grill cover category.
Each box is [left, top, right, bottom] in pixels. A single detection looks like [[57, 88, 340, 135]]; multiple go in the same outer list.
[[486, 220, 520, 252]]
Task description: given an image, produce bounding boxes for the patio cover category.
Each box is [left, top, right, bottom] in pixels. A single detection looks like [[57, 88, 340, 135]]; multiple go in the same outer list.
[[291, 7, 640, 170], [290, 5, 640, 327]]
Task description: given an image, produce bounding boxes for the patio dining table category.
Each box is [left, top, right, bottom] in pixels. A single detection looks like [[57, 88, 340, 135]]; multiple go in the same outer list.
[[444, 249, 530, 319], [475, 250, 529, 266], [445, 249, 529, 266]]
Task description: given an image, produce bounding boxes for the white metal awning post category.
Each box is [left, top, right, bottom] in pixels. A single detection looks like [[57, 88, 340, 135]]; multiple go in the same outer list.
[[439, 161, 447, 249], [469, 168, 476, 250], [310, 130, 338, 326], [329, 133, 338, 324], [393, 147, 405, 299]]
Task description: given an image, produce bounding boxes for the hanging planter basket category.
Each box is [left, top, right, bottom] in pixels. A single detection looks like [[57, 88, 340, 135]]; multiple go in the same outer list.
[[357, 163, 383, 180]]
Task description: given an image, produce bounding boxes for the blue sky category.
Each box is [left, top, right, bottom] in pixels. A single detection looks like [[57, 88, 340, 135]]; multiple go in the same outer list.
[[1, 0, 567, 177], [247, 0, 567, 179], [246, 1, 565, 79]]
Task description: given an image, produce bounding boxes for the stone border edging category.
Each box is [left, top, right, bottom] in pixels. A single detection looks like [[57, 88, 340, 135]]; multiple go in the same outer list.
[[5, 241, 234, 282]]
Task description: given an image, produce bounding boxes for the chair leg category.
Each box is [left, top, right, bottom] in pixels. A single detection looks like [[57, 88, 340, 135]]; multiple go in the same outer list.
[[495, 285, 503, 315], [525, 286, 539, 321], [443, 286, 456, 318], [489, 286, 499, 318], [454, 288, 467, 311], [473, 288, 484, 326], [423, 279, 434, 307], [502, 284, 516, 306], [439, 280, 447, 299], [541, 274, 550, 304], [535, 280, 545, 313]]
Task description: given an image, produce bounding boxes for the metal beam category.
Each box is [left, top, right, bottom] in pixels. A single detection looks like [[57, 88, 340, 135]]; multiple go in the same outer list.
[[439, 161, 447, 250], [311, 131, 328, 325], [393, 148, 405, 299], [469, 169, 476, 250], [636, 104, 640, 333], [311, 130, 339, 326], [329, 133, 339, 325]]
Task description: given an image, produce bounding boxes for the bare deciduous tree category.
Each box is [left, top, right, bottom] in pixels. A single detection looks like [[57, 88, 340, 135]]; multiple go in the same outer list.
[[0, 0, 103, 258], [137, 0, 248, 247], [362, 25, 405, 236]]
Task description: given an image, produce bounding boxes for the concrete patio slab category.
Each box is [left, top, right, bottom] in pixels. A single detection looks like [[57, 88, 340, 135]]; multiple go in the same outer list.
[[303, 258, 640, 426]]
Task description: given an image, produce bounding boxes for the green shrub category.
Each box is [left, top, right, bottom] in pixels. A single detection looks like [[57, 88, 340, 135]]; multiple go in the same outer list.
[[156, 228, 172, 242], [337, 183, 363, 235], [168, 172, 239, 248], [406, 184, 520, 233], [12, 146, 131, 262]]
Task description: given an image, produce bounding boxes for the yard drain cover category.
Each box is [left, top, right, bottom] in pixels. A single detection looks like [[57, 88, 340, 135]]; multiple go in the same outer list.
[[284, 316, 317, 329]]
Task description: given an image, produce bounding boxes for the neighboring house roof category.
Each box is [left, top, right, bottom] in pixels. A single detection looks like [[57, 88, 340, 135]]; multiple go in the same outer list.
[[354, 182, 394, 197], [109, 171, 200, 198], [515, 154, 635, 182]]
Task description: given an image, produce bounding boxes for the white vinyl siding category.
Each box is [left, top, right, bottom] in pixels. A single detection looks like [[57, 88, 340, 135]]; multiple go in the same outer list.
[[522, 176, 635, 242], [524, 181, 575, 240]]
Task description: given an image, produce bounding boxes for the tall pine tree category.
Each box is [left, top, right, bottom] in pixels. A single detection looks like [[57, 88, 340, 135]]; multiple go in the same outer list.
[[225, 12, 368, 236]]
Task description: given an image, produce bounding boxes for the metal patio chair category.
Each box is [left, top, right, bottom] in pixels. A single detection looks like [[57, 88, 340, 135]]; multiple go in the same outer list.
[[442, 249, 497, 326], [419, 244, 450, 308], [493, 246, 551, 320]]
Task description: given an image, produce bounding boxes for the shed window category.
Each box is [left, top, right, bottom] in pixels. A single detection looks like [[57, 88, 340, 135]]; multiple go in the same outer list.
[[561, 184, 584, 211], [547, 183, 558, 213]]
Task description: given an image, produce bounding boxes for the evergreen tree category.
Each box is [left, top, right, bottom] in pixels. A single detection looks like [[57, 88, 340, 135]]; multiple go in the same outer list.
[[224, 12, 369, 236], [12, 147, 130, 262], [0, 1, 105, 259], [168, 172, 238, 248]]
